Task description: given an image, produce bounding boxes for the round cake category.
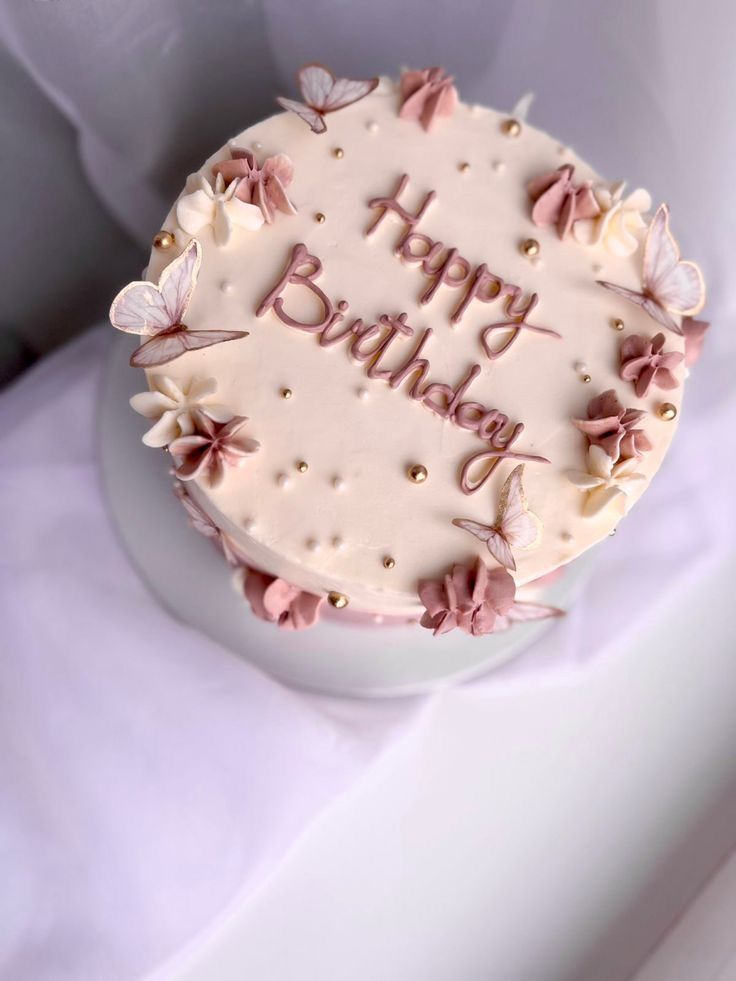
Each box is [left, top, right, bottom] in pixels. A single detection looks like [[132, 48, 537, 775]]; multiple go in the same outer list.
[[110, 65, 708, 636]]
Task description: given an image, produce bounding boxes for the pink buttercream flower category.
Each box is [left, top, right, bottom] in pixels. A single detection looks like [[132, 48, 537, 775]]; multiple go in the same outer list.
[[418, 558, 516, 637], [681, 317, 710, 367], [169, 411, 260, 488], [572, 389, 652, 462], [399, 67, 458, 132], [243, 568, 324, 631], [527, 164, 600, 239], [619, 332, 684, 398], [212, 147, 297, 224]]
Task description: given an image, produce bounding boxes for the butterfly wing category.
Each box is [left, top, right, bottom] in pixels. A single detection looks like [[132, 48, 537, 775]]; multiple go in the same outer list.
[[597, 280, 680, 332], [275, 97, 327, 134], [496, 465, 541, 550], [297, 63, 379, 112], [507, 601, 564, 623], [130, 328, 247, 368], [644, 204, 705, 316], [110, 239, 201, 336], [321, 75, 379, 111]]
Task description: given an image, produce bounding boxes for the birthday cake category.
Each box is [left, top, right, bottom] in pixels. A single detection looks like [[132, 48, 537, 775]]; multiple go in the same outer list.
[[110, 65, 708, 636]]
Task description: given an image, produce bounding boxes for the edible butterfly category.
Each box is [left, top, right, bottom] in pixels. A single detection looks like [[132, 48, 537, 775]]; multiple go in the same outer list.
[[109, 239, 248, 368], [276, 63, 379, 135], [597, 203, 705, 335], [452, 464, 541, 572]]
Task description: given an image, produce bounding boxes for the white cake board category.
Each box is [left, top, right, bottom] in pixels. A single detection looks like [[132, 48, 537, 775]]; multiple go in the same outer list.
[[99, 335, 597, 698]]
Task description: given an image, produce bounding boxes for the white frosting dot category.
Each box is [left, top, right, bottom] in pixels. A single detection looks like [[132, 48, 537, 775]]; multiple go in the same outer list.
[[332, 476, 346, 491], [530, 256, 542, 268], [491, 160, 505, 174], [306, 538, 320, 552], [592, 263, 604, 274], [373, 614, 384, 624], [357, 387, 369, 400], [574, 361, 588, 373], [332, 536, 345, 550], [219, 280, 233, 294], [276, 473, 290, 489], [366, 120, 379, 133], [561, 531, 574, 543], [253, 141, 263, 150], [243, 518, 255, 532], [557, 144, 569, 155]]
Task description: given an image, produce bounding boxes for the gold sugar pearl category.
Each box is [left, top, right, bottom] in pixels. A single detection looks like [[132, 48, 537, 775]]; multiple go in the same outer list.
[[333, 147, 344, 159], [501, 118, 521, 137], [328, 591, 349, 609], [407, 464, 428, 484], [612, 317, 625, 331], [281, 388, 293, 399], [296, 460, 309, 473], [521, 238, 540, 258], [658, 402, 678, 421], [459, 161, 471, 173], [383, 556, 396, 570], [581, 373, 592, 384], [315, 212, 326, 224], [153, 230, 175, 250]]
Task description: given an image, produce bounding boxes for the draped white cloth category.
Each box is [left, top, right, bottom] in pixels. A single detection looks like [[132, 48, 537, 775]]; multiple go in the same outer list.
[[1, 2, 734, 979]]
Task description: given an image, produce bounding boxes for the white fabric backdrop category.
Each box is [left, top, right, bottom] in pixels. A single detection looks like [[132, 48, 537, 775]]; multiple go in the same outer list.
[[1, 2, 735, 979]]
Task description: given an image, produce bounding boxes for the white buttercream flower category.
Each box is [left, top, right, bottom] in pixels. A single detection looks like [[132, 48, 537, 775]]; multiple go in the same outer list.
[[176, 173, 264, 245], [566, 444, 645, 518], [130, 375, 234, 447], [573, 181, 651, 257]]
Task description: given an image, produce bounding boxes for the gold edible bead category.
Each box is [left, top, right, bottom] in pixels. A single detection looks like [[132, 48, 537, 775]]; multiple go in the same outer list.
[[612, 317, 625, 331], [501, 118, 521, 137], [658, 402, 678, 421], [581, 373, 592, 384], [383, 556, 396, 570], [315, 212, 326, 224], [328, 591, 349, 609], [521, 238, 540, 257], [281, 388, 293, 399], [333, 147, 344, 159], [153, 230, 175, 250], [296, 460, 308, 473], [407, 464, 428, 484]]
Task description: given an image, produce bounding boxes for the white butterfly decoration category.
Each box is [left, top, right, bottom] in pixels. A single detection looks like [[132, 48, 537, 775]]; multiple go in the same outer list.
[[452, 465, 542, 572], [598, 203, 705, 334], [495, 599, 564, 632], [109, 239, 248, 368], [276, 63, 379, 135]]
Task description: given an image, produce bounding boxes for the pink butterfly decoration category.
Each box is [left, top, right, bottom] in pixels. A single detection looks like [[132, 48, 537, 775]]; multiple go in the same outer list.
[[212, 148, 297, 224], [399, 67, 458, 132], [494, 600, 565, 633], [452, 464, 541, 572], [276, 63, 379, 135], [109, 239, 247, 368], [527, 165, 600, 239], [598, 204, 705, 334]]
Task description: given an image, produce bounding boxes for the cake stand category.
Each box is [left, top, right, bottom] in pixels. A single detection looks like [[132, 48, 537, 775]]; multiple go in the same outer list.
[[99, 335, 596, 698]]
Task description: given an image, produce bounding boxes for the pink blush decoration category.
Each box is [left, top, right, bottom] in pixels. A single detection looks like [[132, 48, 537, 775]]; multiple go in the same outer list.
[[243, 568, 324, 630], [681, 317, 710, 367], [527, 165, 599, 239], [418, 558, 516, 637], [212, 148, 296, 224], [399, 67, 458, 132], [619, 332, 684, 397]]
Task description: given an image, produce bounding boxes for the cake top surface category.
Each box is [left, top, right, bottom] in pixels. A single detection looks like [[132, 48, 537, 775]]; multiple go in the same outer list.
[[115, 67, 706, 620]]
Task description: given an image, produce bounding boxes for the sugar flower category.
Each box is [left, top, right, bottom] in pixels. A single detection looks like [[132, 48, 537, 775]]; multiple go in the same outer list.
[[169, 411, 260, 488], [527, 164, 600, 239], [130, 375, 233, 447], [243, 568, 324, 631], [567, 444, 645, 518], [572, 389, 652, 462], [574, 181, 651, 256], [619, 333, 684, 397], [212, 147, 296, 224], [176, 173, 264, 245], [399, 67, 458, 132], [418, 558, 515, 637]]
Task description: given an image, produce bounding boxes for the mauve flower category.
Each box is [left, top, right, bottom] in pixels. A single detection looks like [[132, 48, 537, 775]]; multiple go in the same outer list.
[[212, 148, 297, 224], [173, 482, 250, 566], [399, 67, 458, 132], [619, 333, 684, 398], [130, 375, 233, 447], [572, 389, 652, 462], [527, 164, 600, 239], [681, 317, 710, 367], [169, 411, 260, 488], [243, 568, 324, 631], [418, 558, 516, 637]]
